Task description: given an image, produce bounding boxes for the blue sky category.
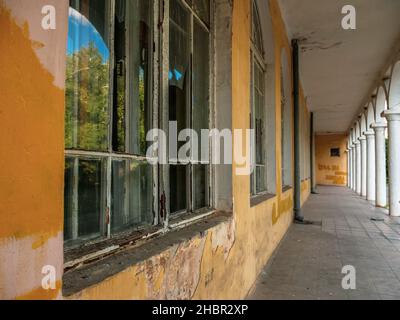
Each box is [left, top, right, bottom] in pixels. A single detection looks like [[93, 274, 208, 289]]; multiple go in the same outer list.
[[67, 7, 109, 61]]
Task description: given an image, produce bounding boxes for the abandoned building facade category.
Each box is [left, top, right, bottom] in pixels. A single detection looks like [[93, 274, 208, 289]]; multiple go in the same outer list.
[[1, 0, 400, 300]]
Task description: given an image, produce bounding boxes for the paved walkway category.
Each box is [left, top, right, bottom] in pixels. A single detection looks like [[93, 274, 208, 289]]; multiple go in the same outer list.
[[249, 186, 400, 300]]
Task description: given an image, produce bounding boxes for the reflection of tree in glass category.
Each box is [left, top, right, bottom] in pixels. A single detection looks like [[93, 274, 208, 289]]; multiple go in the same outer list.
[[139, 67, 146, 155], [114, 61, 125, 153], [65, 42, 109, 151]]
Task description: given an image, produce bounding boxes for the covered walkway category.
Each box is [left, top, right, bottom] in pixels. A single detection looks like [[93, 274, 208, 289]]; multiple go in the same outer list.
[[2, 0, 400, 300], [249, 186, 400, 300]]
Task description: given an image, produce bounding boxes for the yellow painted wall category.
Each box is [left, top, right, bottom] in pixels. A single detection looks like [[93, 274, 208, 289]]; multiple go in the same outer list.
[[315, 134, 348, 186], [0, 0, 312, 300], [0, 0, 69, 299]]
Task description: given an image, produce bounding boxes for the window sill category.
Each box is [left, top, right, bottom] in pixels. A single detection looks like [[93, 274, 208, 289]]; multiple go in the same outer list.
[[62, 211, 232, 297], [250, 193, 276, 208], [64, 225, 164, 271], [64, 209, 218, 271], [282, 185, 292, 193]]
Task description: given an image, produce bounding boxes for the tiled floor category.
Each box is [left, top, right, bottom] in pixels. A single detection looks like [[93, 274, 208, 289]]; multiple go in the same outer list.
[[249, 186, 400, 300]]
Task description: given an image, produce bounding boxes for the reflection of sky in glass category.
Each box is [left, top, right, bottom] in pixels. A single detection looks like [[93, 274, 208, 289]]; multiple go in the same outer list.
[[169, 69, 183, 81], [67, 7, 109, 62]]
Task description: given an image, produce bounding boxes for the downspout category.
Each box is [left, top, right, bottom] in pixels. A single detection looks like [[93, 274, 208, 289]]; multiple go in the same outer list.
[[310, 112, 317, 194], [292, 39, 304, 222]]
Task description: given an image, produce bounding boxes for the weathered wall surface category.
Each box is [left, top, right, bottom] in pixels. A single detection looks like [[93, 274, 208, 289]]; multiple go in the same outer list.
[[315, 134, 348, 186], [68, 0, 309, 300], [0, 0, 69, 299], [0, 0, 311, 300]]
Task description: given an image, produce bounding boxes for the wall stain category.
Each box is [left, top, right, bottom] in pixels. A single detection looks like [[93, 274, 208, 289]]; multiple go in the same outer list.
[[16, 280, 62, 300], [0, 2, 64, 241]]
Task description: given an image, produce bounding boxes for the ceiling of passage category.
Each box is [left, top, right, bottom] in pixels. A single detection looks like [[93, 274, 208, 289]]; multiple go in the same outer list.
[[278, 0, 400, 133]]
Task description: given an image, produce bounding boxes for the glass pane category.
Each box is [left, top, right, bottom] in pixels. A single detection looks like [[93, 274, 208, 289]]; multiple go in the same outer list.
[[66, 0, 110, 151], [185, 0, 210, 25], [169, 0, 190, 214], [170, 165, 188, 213], [64, 158, 75, 241], [255, 96, 263, 164], [113, 0, 152, 155], [64, 157, 106, 242], [193, 165, 209, 210], [250, 170, 255, 195], [192, 0, 210, 25], [281, 70, 287, 186], [169, 0, 190, 146], [252, 59, 266, 195], [256, 166, 266, 194], [193, 21, 210, 161], [252, 2, 263, 55], [254, 62, 265, 166], [111, 159, 153, 233]]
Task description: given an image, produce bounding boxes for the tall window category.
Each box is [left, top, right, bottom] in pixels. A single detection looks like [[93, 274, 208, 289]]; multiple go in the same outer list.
[[168, 0, 211, 215], [64, 0, 212, 247], [250, 1, 267, 196], [281, 50, 292, 189], [281, 69, 287, 185], [65, 0, 154, 245]]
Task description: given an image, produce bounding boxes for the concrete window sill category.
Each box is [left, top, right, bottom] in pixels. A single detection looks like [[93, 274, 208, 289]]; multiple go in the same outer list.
[[62, 211, 233, 297], [282, 185, 293, 193], [250, 193, 276, 208]]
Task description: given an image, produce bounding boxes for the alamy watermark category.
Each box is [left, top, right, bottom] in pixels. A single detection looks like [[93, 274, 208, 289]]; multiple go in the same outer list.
[[341, 265, 357, 290], [341, 5, 357, 30], [41, 265, 57, 290], [146, 122, 255, 176]]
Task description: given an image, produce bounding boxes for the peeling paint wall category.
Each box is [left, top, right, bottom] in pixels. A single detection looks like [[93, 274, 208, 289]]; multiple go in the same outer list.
[[0, 0, 311, 300], [315, 134, 348, 186], [68, 0, 308, 300], [0, 0, 69, 299]]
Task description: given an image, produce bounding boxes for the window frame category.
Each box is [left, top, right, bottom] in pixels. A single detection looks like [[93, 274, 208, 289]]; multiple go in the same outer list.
[[64, 0, 216, 252], [64, 0, 159, 248], [250, 0, 268, 198], [280, 50, 293, 191], [160, 0, 215, 225]]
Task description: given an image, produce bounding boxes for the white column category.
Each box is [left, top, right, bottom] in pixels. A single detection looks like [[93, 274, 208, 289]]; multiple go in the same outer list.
[[372, 123, 387, 208], [383, 108, 400, 217], [347, 148, 352, 188], [365, 130, 376, 202], [352, 145, 357, 192], [359, 136, 367, 198], [350, 145, 354, 190], [355, 141, 362, 195]]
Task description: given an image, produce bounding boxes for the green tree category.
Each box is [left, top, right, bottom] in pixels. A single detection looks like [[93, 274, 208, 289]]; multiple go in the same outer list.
[[65, 42, 110, 151]]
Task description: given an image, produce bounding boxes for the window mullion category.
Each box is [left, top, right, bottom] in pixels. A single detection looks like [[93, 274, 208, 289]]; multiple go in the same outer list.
[[152, 0, 161, 227], [106, 0, 116, 238], [209, 1, 215, 208], [251, 52, 257, 195], [72, 157, 79, 240], [161, 0, 170, 229], [189, 11, 194, 213]]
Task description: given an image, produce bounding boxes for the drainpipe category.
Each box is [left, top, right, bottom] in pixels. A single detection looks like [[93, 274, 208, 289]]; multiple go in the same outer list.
[[310, 112, 317, 194], [292, 39, 304, 222]]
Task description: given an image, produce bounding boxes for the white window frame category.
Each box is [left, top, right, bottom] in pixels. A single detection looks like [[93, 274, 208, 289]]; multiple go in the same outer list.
[[250, 0, 268, 197], [64, 0, 216, 253]]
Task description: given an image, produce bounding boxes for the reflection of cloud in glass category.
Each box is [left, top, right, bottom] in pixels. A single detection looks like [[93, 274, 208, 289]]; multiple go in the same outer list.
[[67, 7, 109, 61]]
